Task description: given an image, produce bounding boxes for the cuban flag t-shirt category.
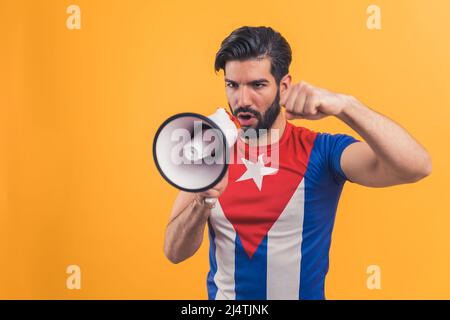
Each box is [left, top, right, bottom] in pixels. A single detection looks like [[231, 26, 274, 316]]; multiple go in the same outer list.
[[207, 121, 359, 300]]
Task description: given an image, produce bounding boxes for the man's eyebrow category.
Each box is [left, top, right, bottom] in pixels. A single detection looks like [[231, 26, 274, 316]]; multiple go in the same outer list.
[[224, 78, 238, 84], [225, 78, 270, 85]]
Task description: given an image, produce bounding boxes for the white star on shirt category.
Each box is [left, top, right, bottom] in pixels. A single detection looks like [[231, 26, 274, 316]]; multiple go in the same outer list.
[[236, 154, 279, 191]]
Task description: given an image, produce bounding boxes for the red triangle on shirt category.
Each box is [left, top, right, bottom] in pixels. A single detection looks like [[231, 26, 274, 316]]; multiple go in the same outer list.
[[218, 126, 316, 258]]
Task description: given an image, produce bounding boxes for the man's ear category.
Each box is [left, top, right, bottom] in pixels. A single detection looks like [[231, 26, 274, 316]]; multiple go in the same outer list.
[[279, 74, 292, 102], [279, 74, 292, 94]]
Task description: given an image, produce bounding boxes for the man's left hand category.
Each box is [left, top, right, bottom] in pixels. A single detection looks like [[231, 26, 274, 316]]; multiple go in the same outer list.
[[280, 81, 353, 120]]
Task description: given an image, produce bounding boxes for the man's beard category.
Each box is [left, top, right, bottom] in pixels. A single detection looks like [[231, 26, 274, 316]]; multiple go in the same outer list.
[[229, 90, 281, 138]]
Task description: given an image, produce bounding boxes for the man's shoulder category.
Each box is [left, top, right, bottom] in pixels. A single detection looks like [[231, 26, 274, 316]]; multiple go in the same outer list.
[[287, 122, 355, 143], [285, 122, 318, 145]]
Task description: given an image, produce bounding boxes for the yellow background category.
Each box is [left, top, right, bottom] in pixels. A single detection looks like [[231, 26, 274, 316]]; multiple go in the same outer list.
[[1, 0, 449, 299]]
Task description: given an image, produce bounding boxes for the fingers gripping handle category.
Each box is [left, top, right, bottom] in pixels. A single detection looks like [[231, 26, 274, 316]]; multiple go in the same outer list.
[[205, 197, 217, 208]]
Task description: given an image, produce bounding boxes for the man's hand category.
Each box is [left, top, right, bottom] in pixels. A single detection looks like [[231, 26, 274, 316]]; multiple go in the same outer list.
[[280, 81, 353, 120], [194, 171, 229, 208]]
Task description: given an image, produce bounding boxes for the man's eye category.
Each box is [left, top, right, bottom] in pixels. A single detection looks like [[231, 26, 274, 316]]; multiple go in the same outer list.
[[226, 83, 237, 88], [253, 83, 265, 88]]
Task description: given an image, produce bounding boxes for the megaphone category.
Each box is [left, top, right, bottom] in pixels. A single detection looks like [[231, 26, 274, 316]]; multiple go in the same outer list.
[[153, 108, 240, 195]]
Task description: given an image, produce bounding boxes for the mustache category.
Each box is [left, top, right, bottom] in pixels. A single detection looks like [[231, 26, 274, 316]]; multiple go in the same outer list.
[[232, 107, 262, 120]]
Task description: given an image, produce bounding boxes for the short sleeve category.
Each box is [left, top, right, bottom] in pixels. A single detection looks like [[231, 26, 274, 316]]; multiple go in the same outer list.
[[317, 133, 360, 185]]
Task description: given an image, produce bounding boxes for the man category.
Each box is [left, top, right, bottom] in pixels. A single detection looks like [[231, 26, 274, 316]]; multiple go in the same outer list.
[[163, 26, 431, 300]]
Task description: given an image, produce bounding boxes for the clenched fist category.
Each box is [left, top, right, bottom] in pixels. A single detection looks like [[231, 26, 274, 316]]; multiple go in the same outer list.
[[280, 81, 353, 120]]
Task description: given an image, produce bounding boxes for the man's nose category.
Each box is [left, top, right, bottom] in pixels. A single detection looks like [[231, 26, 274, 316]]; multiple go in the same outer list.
[[237, 86, 252, 108]]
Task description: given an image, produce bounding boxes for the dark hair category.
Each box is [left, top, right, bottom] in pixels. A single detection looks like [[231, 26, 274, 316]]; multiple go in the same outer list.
[[214, 26, 292, 85]]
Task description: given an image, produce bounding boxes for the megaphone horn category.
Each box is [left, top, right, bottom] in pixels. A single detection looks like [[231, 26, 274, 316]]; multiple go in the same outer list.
[[153, 108, 240, 193]]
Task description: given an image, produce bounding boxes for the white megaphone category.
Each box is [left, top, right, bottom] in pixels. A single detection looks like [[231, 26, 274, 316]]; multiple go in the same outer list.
[[153, 108, 240, 201]]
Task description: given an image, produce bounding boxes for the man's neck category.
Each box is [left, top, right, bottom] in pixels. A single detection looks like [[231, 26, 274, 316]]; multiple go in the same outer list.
[[240, 112, 287, 146]]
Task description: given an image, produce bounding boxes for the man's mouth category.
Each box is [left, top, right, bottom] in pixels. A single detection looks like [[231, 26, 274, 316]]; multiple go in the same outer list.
[[237, 112, 257, 126]]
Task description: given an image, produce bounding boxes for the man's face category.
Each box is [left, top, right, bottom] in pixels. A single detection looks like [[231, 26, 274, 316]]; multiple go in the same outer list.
[[224, 57, 281, 135]]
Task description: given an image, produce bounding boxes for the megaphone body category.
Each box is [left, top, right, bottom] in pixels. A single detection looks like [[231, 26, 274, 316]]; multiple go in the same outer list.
[[153, 108, 240, 195]]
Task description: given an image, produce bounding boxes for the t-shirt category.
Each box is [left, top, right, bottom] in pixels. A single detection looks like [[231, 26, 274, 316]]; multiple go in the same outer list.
[[206, 121, 359, 300]]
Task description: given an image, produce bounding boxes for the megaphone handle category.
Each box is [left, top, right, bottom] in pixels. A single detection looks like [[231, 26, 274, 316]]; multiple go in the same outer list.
[[205, 197, 217, 208]]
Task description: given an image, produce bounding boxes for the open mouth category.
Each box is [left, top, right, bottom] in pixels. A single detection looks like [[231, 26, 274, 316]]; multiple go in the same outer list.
[[239, 114, 252, 120], [237, 112, 256, 120], [237, 112, 257, 126]]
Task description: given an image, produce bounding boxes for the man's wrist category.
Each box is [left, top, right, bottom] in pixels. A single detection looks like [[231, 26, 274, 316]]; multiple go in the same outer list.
[[336, 95, 361, 121]]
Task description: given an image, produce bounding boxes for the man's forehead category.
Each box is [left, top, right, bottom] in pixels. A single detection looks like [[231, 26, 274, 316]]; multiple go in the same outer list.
[[224, 58, 273, 83]]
